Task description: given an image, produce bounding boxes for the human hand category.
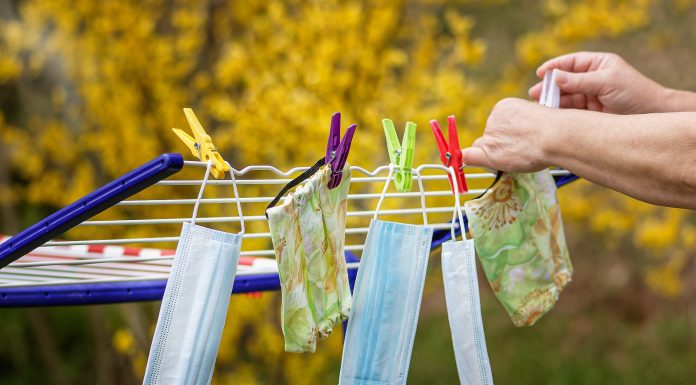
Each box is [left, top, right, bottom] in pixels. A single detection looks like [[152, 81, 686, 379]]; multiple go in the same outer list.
[[528, 52, 666, 114], [461, 98, 557, 173]]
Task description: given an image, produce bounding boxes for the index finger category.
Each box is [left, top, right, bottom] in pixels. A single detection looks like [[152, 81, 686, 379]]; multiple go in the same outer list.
[[535, 51, 604, 78]]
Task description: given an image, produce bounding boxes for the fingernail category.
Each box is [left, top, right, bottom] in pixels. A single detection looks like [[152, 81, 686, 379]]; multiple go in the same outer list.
[[555, 71, 567, 85]]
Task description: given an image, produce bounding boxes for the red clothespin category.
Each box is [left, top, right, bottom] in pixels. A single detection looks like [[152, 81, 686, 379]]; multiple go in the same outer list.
[[429, 115, 468, 193], [326, 112, 357, 189]]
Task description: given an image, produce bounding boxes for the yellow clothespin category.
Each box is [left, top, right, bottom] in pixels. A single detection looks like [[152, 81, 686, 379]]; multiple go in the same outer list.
[[172, 108, 230, 179]]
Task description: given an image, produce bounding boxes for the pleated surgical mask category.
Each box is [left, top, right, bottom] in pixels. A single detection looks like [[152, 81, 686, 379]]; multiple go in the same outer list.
[[339, 165, 434, 385], [442, 167, 494, 385], [143, 162, 245, 385], [464, 170, 572, 327]]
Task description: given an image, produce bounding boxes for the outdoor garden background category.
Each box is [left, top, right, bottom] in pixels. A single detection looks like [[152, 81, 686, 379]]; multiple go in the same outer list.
[[0, 0, 694, 384]]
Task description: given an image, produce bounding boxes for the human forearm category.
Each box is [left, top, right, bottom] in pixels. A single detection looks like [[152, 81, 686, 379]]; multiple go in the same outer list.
[[462, 98, 696, 209], [543, 109, 696, 209], [659, 87, 696, 112]]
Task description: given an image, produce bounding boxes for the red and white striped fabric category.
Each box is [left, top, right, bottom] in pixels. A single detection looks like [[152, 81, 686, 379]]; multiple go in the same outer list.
[[0, 235, 277, 291], [1, 235, 277, 269]]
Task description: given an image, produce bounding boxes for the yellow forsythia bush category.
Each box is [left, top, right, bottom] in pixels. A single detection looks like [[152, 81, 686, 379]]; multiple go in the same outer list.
[[1, 0, 693, 383]]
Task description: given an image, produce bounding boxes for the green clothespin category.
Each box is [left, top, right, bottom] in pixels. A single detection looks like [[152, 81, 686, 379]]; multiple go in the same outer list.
[[382, 118, 416, 192]]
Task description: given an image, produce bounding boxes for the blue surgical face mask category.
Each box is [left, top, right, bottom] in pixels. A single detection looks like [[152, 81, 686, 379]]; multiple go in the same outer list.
[[441, 169, 494, 385], [143, 162, 245, 385], [339, 166, 434, 385]]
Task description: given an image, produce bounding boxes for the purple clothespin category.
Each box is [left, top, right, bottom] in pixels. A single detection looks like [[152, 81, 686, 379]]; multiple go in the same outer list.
[[325, 112, 357, 189]]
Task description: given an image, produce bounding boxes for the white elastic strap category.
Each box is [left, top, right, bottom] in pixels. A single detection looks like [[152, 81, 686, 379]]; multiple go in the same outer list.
[[373, 164, 396, 220], [373, 165, 428, 225], [448, 166, 466, 242], [226, 161, 246, 235], [541, 69, 560, 108], [412, 168, 429, 225], [549, 69, 560, 108], [540, 73, 550, 106], [190, 161, 213, 225]]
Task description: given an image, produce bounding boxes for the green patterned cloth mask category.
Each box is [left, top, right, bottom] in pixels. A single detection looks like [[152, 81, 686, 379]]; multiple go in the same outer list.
[[267, 164, 352, 352], [464, 170, 572, 327]]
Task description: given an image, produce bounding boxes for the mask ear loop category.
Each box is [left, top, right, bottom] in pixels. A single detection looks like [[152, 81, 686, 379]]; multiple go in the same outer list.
[[448, 166, 466, 241], [225, 161, 246, 235], [373, 165, 429, 225], [190, 161, 213, 226], [373, 164, 396, 221], [412, 167, 429, 225]]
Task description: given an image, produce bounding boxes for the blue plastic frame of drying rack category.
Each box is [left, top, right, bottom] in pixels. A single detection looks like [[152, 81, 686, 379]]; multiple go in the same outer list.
[[0, 154, 577, 307]]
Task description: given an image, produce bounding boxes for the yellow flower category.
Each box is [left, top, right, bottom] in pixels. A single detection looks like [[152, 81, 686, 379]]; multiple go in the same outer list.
[[112, 329, 135, 354]]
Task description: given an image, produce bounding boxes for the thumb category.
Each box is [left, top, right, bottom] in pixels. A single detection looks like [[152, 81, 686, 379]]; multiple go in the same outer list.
[[461, 147, 495, 169], [555, 70, 605, 95]]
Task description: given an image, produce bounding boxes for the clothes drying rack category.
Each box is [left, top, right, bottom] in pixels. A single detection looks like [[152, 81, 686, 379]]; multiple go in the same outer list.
[[0, 153, 577, 307]]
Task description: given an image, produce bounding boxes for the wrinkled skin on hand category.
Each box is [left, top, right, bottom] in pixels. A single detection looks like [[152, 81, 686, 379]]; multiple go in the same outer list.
[[528, 52, 666, 114], [462, 98, 557, 173]]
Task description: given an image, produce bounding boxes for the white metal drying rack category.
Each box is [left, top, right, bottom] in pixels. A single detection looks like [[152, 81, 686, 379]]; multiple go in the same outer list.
[[0, 160, 572, 307]]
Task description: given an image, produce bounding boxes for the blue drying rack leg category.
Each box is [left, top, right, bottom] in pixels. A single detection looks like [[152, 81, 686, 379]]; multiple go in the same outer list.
[[0, 153, 184, 268]]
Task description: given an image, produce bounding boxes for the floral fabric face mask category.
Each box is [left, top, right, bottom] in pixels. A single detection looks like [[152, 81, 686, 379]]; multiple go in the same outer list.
[[464, 170, 572, 327], [267, 164, 352, 352]]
